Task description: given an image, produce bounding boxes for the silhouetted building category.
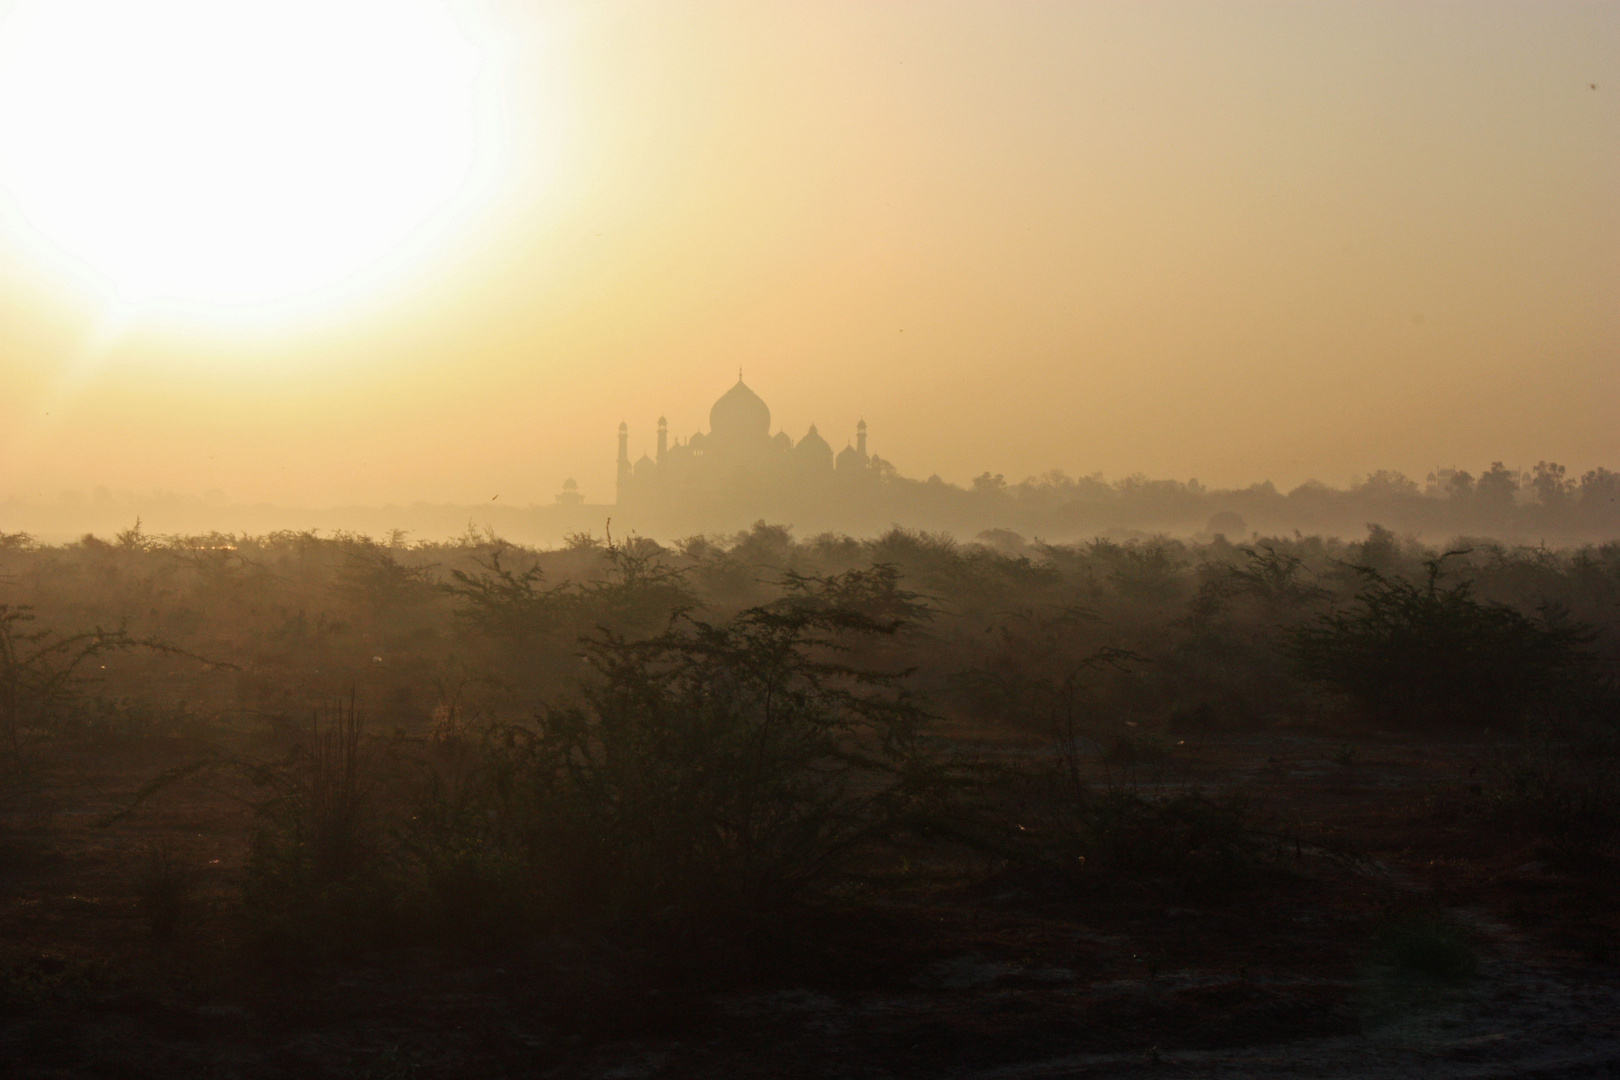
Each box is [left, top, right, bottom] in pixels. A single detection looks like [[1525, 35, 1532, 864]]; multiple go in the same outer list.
[[616, 377, 876, 513]]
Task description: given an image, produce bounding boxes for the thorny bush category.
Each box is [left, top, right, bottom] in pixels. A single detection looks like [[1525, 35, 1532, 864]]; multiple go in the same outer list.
[[460, 564, 939, 929], [1289, 552, 1600, 728], [243, 566, 949, 950], [0, 604, 214, 767]]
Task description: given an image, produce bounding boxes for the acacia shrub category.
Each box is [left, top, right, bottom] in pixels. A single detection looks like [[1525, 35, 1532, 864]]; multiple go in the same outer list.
[[472, 564, 937, 928], [0, 604, 213, 765], [1289, 553, 1597, 728]]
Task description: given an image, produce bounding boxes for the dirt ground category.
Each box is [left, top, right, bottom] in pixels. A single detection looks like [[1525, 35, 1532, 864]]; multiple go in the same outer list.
[[3, 727, 1618, 1079]]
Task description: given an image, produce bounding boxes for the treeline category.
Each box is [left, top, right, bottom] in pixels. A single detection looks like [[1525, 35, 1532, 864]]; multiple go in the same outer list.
[[7, 459, 1618, 546], [885, 460, 1620, 543]]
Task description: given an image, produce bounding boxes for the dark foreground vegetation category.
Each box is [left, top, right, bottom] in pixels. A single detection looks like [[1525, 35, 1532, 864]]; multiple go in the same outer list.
[[2, 521, 1618, 1077]]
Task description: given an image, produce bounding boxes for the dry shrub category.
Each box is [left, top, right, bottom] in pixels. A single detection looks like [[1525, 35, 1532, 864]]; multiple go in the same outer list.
[[135, 840, 198, 941], [243, 698, 403, 954]]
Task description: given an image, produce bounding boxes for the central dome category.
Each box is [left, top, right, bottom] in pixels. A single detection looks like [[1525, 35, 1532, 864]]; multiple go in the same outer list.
[[709, 378, 771, 439]]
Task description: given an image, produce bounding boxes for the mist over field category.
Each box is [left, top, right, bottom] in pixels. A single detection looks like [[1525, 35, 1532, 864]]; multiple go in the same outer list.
[[6, 454, 1618, 550]]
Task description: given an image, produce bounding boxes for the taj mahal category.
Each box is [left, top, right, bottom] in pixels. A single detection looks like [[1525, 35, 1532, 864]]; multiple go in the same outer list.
[[615, 376, 880, 511]]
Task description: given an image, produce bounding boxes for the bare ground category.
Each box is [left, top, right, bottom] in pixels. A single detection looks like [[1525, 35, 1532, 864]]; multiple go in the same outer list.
[[3, 728, 1617, 1079]]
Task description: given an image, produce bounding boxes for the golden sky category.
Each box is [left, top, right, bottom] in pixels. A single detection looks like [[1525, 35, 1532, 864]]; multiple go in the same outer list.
[[0, 0, 1615, 509]]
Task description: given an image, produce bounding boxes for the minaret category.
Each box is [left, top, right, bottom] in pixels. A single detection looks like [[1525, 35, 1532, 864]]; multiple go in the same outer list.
[[657, 415, 668, 463], [616, 421, 631, 504], [856, 419, 867, 457]]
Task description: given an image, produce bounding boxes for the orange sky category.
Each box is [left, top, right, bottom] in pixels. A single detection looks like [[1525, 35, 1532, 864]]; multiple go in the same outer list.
[[0, 0, 1615, 510]]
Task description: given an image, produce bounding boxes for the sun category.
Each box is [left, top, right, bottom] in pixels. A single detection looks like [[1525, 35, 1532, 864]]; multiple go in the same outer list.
[[0, 0, 493, 311]]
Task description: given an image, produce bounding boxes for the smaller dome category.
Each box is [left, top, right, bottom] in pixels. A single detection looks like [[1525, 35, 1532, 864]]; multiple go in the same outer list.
[[562, 478, 578, 491], [795, 424, 834, 470]]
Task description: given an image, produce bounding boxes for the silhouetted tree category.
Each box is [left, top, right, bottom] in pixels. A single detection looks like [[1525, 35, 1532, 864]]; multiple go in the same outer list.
[[1476, 462, 1520, 509], [1579, 468, 1620, 512], [1530, 462, 1570, 507]]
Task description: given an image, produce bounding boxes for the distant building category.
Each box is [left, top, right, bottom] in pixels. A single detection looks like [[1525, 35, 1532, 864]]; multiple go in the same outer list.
[[555, 478, 584, 505], [615, 377, 876, 510]]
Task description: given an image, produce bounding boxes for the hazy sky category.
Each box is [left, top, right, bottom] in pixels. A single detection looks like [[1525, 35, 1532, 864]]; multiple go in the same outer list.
[[0, 0, 1615, 508]]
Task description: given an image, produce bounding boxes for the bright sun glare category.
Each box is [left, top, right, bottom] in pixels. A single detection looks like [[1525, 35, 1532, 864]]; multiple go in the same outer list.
[[0, 0, 488, 310]]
